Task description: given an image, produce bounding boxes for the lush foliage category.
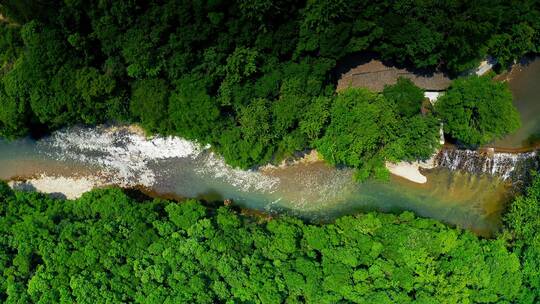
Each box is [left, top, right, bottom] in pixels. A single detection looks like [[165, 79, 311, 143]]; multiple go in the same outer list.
[[317, 87, 440, 181], [1, 179, 539, 303], [383, 77, 441, 160], [383, 77, 425, 118], [505, 173, 540, 302], [317, 88, 398, 181], [0, 0, 537, 169], [435, 75, 521, 146]]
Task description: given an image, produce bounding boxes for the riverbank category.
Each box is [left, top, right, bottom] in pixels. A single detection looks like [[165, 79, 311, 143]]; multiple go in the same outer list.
[[385, 159, 435, 184], [0, 124, 534, 237], [261, 148, 436, 184], [260, 150, 322, 171], [8, 174, 105, 199]]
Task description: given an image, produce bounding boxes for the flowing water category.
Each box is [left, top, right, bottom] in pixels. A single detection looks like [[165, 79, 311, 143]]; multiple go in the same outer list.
[[491, 58, 540, 149], [434, 148, 537, 181], [0, 125, 530, 237], [1, 60, 539, 238]]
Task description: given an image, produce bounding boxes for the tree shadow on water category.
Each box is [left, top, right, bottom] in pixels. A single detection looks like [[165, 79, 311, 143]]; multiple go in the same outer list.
[[523, 132, 540, 148]]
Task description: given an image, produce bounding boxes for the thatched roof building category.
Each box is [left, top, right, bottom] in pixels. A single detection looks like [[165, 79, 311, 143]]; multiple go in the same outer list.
[[337, 60, 451, 92]]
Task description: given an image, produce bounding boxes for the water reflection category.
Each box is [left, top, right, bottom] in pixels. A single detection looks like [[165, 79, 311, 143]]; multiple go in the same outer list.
[[491, 57, 540, 149]]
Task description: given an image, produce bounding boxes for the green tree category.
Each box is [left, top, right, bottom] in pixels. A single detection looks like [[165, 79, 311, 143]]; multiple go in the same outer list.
[[218, 47, 260, 106], [75, 67, 124, 123], [130, 78, 169, 133], [168, 76, 221, 142], [0, 181, 536, 303], [0, 23, 22, 69], [488, 23, 536, 68], [382, 77, 424, 118], [506, 173, 540, 303], [299, 96, 331, 143], [0, 59, 29, 138], [398, 114, 441, 161], [218, 98, 275, 168], [317, 88, 400, 181], [435, 75, 521, 146]]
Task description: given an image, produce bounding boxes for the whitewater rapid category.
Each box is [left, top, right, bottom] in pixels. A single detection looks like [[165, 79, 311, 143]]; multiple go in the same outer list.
[[33, 126, 538, 197], [37, 125, 279, 193]]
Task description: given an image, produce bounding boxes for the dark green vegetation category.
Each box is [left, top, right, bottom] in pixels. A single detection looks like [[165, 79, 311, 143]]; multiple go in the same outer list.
[[506, 173, 540, 301], [0, 174, 539, 303], [0, 1, 536, 175], [0, 2, 538, 302], [435, 75, 521, 146], [317, 85, 439, 181]]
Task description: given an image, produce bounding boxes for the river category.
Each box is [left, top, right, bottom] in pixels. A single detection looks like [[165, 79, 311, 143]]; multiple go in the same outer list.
[[0, 60, 539, 238], [0, 125, 529, 237], [491, 58, 540, 149]]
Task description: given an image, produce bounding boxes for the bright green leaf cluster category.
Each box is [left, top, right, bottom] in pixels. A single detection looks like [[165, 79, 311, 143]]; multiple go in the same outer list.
[[317, 86, 440, 181], [1, 179, 538, 303]]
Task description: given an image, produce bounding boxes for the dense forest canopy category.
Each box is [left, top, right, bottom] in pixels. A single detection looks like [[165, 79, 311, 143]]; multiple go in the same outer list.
[[0, 175, 539, 303], [0, 1, 538, 302], [0, 1, 536, 175], [316, 86, 440, 181], [435, 75, 521, 146]]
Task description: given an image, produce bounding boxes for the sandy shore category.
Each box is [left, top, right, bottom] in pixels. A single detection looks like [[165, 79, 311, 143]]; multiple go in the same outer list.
[[385, 154, 437, 184], [8, 174, 105, 199], [386, 162, 427, 183], [260, 148, 441, 184]]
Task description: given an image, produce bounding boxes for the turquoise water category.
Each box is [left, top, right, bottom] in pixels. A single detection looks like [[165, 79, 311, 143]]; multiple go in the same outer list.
[[3, 60, 540, 237], [0, 133, 511, 237]]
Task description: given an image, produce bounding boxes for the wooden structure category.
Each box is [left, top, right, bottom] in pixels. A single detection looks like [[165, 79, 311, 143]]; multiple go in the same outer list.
[[337, 60, 451, 92]]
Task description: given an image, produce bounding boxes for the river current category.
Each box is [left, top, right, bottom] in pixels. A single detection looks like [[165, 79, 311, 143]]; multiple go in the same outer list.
[[0, 125, 532, 237], [1, 59, 539, 237]]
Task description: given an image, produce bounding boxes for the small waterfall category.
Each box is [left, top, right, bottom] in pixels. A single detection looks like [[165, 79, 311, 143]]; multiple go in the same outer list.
[[434, 149, 538, 181]]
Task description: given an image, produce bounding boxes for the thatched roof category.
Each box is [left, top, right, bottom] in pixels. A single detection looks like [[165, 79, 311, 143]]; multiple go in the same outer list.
[[337, 60, 451, 92]]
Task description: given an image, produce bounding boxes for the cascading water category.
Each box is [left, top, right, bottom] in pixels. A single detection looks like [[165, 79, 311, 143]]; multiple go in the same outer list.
[[34, 125, 280, 193], [434, 148, 538, 181], [0, 124, 526, 236]]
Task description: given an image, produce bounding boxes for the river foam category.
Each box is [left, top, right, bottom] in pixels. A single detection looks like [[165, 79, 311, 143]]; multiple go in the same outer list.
[[195, 152, 279, 193], [434, 149, 537, 180], [39, 125, 204, 187], [9, 174, 102, 199], [36, 125, 278, 194]]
